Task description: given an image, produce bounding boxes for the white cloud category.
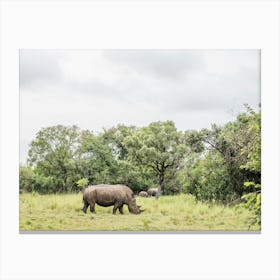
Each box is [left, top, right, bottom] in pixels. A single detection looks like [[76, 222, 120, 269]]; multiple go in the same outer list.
[[20, 49, 260, 163]]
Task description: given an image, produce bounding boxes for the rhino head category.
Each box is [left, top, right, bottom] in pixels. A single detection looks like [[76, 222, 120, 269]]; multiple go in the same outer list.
[[128, 198, 145, 214]]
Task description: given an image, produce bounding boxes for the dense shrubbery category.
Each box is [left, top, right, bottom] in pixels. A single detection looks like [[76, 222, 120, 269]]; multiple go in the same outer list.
[[20, 106, 261, 221], [178, 152, 232, 203]]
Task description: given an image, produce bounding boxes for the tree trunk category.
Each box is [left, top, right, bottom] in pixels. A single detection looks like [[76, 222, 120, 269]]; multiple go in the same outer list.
[[156, 172, 165, 199]]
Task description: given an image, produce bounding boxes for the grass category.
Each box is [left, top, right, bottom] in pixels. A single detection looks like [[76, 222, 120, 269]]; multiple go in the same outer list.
[[19, 192, 260, 231]]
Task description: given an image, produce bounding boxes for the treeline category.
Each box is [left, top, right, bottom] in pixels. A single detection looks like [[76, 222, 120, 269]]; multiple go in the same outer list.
[[20, 106, 261, 220]]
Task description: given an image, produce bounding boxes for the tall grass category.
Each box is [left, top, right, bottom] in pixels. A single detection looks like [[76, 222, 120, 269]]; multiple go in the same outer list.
[[19, 193, 260, 231]]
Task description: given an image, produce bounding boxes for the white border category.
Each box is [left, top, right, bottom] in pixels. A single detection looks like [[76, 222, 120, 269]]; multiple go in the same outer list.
[[1, 1, 279, 280]]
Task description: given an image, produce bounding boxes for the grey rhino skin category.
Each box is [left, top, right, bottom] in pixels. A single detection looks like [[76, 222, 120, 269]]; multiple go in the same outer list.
[[82, 184, 143, 214], [139, 191, 148, 197], [147, 188, 158, 196]]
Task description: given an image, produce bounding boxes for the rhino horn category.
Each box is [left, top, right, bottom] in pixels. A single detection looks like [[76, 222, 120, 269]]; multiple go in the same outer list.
[[137, 205, 145, 213]]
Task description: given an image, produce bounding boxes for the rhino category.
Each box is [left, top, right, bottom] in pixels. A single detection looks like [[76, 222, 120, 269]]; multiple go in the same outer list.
[[82, 184, 144, 214], [147, 188, 158, 197], [138, 191, 148, 197]]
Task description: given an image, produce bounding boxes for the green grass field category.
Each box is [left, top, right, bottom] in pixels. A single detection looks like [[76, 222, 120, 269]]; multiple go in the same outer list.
[[19, 193, 260, 231]]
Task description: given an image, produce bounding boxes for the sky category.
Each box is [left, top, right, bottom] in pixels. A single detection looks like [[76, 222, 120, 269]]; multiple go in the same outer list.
[[20, 49, 260, 163]]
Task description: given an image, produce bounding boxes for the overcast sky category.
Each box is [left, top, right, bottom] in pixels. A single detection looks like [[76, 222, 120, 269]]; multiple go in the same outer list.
[[20, 49, 260, 163]]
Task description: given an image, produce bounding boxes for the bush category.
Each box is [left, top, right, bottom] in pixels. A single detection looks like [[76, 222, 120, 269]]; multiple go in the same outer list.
[[19, 166, 37, 193], [241, 183, 261, 225], [20, 165, 62, 194], [179, 153, 233, 203]]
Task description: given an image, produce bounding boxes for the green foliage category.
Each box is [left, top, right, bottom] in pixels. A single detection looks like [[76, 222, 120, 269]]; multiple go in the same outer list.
[[102, 124, 138, 160], [239, 108, 261, 224], [76, 178, 89, 189], [182, 105, 261, 209], [125, 120, 186, 196], [19, 165, 57, 194], [20, 103, 260, 229], [76, 130, 118, 185], [114, 160, 156, 192], [28, 125, 81, 193], [179, 152, 232, 202], [240, 108, 261, 173], [20, 165, 37, 193], [242, 192, 261, 226]]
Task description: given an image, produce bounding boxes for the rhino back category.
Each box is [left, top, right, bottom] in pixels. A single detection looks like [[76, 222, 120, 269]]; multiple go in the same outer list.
[[84, 184, 134, 205]]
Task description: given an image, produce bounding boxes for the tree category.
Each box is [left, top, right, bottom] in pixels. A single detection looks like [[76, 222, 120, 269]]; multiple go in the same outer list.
[[240, 108, 261, 225], [28, 125, 81, 192], [184, 106, 261, 203], [76, 130, 118, 185], [19, 165, 37, 193], [178, 151, 231, 202], [102, 124, 138, 160], [19, 165, 56, 194], [102, 124, 157, 192], [125, 121, 186, 198]]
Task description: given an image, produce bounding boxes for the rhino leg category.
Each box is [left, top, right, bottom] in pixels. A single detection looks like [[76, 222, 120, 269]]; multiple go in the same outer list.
[[82, 200, 89, 213], [90, 203, 96, 213], [119, 204, 124, 214], [113, 201, 122, 214]]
